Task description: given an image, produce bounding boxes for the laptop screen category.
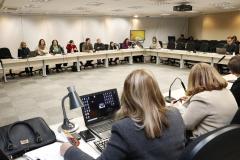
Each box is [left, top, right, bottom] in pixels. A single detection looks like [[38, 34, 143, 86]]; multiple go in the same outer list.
[[80, 89, 120, 125]]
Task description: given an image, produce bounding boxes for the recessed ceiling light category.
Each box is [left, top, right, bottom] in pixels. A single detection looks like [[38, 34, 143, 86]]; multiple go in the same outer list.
[[134, 15, 138, 18]]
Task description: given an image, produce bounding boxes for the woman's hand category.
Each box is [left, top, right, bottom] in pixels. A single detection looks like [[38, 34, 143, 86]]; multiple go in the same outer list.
[[60, 143, 72, 156]]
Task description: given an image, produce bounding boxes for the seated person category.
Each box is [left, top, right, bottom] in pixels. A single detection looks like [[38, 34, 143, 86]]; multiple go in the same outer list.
[[18, 41, 33, 76], [176, 34, 186, 43], [122, 38, 131, 49], [228, 55, 240, 107], [36, 39, 48, 56], [66, 40, 78, 53], [179, 63, 238, 138], [134, 41, 144, 62], [109, 41, 119, 65], [36, 39, 50, 73], [60, 69, 185, 160], [225, 36, 239, 54], [94, 38, 106, 65], [149, 36, 161, 49], [49, 40, 64, 72], [82, 38, 94, 67], [82, 38, 93, 52], [94, 38, 105, 51], [150, 36, 161, 62]]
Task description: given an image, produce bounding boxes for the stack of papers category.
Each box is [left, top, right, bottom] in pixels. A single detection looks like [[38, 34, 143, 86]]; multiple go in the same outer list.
[[24, 142, 63, 160]]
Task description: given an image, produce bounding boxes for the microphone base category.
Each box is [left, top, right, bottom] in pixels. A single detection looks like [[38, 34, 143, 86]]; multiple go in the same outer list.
[[165, 96, 176, 103]]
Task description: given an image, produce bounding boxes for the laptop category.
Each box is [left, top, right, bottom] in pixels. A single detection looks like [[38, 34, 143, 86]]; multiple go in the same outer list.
[[80, 89, 120, 139], [216, 48, 227, 55]]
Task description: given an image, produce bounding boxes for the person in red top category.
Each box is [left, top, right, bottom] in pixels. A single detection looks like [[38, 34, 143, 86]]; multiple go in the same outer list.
[[66, 40, 78, 53]]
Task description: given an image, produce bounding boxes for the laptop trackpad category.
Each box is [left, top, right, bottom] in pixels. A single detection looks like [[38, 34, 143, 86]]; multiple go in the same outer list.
[[99, 130, 111, 139]]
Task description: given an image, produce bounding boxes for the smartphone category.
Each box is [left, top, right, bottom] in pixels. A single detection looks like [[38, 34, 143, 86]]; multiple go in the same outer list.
[[79, 130, 95, 142]]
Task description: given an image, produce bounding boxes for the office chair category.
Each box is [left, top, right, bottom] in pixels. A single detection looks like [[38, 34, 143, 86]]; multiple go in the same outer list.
[[159, 41, 163, 48], [231, 109, 240, 124], [167, 42, 175, 49], [176, 42, 186, 50], [186, 41, 196, 51], [0, 48, 17, 79], [179, 125, 240, 160], [209, 40, 218, 53], [199, 42, 209, 52]]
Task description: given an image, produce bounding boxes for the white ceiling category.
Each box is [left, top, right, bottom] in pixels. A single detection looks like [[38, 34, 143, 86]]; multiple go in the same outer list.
[[1, 0, 240, 17]]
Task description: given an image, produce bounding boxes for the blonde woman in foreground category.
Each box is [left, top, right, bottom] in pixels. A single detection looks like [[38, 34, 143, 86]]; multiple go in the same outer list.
[[182, 63, 238, 138], [60, 69, 185, 160]]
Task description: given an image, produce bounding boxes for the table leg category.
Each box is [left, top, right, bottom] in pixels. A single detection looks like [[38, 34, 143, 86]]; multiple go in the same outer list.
[[105, 58, 109, 68], [77, 57, 81, 72], [211, 58, 214, 66], [129, 55, 133, 65], [156, 56, 160, 65], [180, 56, 184, 69], [3, 69, 7, 82], [42, 60, 47, 77]]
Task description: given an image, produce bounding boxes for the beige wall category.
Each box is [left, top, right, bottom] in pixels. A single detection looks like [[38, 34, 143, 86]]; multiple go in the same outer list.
[[189, 11, 240, 40], [0, 14, 188, 57]]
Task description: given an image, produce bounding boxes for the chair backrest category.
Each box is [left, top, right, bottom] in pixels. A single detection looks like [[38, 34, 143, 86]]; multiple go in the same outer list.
[[176, 42, 186, 50], [0, 48, 13, 59], [179, 125, 240, 160], [104, 44, 109, 50], [79, 42, 84, 52], [231, 109, 240, 124], [158, 41, 163, 48], [167, 42, 175, 49], [186, 41, 196, 51], [199, 42, 209, 52]]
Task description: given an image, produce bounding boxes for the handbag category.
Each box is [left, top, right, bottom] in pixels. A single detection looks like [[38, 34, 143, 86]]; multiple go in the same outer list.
[[0, 117, 56, 158]]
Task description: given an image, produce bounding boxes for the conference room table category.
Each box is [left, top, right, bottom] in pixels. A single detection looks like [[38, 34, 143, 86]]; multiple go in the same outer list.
[[1, 48, 233, 82]]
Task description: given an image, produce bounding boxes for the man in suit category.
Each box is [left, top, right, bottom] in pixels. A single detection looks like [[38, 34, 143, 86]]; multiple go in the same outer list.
[[94, 38, 105, 51], [228, 55, 240, 107]]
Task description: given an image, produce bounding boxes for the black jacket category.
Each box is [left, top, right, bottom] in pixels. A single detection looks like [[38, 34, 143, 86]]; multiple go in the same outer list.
[[18, 48, 30, 58], [64, 108, 185, 160], [225, 43, 239, 54], [231, 77, 240, 107], [94, 43, 105, 51]]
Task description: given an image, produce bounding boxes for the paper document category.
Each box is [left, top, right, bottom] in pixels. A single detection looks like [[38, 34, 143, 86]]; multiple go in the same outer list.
[[24, 142, 63, 160]]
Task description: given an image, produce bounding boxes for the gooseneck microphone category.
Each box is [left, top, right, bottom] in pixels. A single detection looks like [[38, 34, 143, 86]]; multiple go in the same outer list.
[[217, 55, 226, 64], [165, 77, 186, 103]]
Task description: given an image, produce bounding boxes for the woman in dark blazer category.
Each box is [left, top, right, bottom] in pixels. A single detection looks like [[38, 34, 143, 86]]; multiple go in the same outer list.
[[60, 69, 185, 160], [18, 42, 33, 76], [228, 55, 240, 107]]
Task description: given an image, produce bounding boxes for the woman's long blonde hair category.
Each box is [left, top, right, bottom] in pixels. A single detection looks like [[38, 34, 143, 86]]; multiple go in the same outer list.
[[116, 69, 168, 139], [187, 63, 228, 96]]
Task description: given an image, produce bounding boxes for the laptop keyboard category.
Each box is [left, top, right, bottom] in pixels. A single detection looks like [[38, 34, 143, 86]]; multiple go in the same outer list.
[[91, 121, 113, 133]]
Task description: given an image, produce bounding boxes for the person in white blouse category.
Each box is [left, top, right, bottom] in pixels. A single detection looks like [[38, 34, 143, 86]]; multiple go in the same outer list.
[[36, 39, 49, 56]]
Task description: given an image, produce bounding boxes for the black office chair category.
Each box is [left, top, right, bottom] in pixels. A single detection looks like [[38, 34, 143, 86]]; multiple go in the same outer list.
[[159, 41, 163, 48], [231, 109, 240, 124], [179, 125, 240, 160], [199, 42, 209, 52], [167, 42, 175, 49], [209, 40, 218, 53], [0, 48, 17, 79], [176, 42, 186, 50]]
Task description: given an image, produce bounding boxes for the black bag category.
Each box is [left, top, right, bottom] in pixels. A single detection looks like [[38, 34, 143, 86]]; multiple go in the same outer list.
[[0, 117, 56, 158]]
